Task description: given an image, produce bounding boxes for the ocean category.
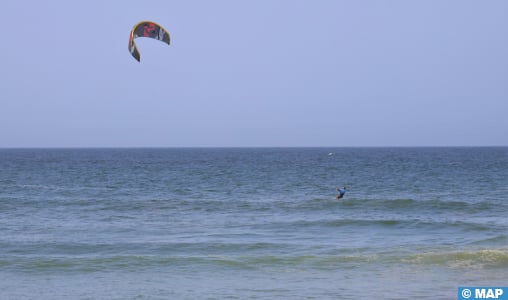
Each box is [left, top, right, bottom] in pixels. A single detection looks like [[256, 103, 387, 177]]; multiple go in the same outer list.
[[0, 147, 506, 299]]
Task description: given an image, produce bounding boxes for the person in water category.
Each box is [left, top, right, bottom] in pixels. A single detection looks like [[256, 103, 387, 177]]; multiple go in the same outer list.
[[336, 187, 347, 200]]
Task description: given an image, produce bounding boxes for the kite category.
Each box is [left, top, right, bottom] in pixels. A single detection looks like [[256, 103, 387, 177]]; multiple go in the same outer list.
[[128, 21, 170, 62]]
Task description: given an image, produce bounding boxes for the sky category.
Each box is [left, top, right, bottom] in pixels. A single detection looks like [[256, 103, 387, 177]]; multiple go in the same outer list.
[[1, 0, 507, 147]]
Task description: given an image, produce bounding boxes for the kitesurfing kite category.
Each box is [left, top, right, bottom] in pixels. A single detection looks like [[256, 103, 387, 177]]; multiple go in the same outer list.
[[128, 21, 170, 62]]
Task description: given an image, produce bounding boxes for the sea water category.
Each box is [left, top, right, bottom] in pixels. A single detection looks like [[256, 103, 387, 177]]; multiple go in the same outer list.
[[0, 147, 506, 299]]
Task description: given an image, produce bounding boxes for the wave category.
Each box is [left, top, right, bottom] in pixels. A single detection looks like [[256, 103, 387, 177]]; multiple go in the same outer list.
[[338, 198, 499, 212], [404, 249, 508, 269], [270, 217, 494, 232], [1, 193, 503, 214], [0, 254, 384, 273], [3, 248, 506, 274], [470, 234, 508, 245]]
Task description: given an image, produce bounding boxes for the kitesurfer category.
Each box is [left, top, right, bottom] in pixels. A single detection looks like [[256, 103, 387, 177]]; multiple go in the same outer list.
[[336, 187, 347, 200]]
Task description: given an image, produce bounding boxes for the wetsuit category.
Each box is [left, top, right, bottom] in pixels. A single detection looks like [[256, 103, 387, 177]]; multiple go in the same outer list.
[[336, 188, 346, 199]]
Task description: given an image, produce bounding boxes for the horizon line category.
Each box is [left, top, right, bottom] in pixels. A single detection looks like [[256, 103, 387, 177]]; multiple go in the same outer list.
[[0, 145, 506, 149]]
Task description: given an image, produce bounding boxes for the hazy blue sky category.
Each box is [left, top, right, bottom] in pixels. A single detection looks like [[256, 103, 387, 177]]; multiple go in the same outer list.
[[1, 1, 507, 147]]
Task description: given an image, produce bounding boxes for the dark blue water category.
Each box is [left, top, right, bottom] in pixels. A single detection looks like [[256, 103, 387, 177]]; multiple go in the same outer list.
[[1, 148, 507, 299]]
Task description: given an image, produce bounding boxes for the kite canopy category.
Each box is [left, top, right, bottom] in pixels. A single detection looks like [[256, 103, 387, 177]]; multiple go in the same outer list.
[[128, 21, 170, 62]]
